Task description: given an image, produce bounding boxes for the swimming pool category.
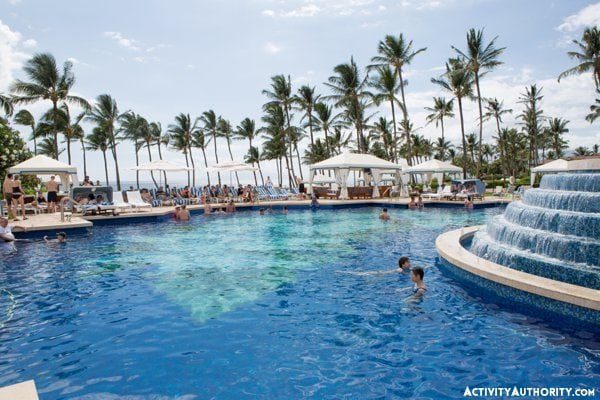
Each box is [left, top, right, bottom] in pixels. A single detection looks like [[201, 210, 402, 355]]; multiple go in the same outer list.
[[0, 207, 598, 398]]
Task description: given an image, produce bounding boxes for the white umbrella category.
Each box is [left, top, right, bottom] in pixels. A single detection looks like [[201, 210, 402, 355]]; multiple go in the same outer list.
[[130, 160, 192, 188], [207, 161, 247, 172]]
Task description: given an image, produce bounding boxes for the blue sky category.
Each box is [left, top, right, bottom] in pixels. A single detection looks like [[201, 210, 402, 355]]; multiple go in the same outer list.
[[1, 0, 599, 185]]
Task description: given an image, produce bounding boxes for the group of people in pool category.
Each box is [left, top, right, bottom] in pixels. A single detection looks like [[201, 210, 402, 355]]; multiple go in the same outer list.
[[0, 216, 67, 244]]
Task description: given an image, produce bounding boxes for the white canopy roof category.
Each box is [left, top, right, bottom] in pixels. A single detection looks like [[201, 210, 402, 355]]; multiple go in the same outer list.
[[8, 155, 77, 175], [403, 159, 462, 174], [531, 157, 600, 172], [130, 160, 192, 171], [309, 152, 402, 170]]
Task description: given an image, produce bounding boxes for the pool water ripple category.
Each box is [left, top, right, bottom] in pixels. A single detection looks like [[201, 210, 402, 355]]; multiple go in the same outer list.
[[0, 207, 598, 398]]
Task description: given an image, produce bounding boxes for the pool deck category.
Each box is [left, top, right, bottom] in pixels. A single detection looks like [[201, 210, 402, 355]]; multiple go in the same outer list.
[[8, 197, 511, 234], [0, 380, 38, 400], [436, 226, 600, 311]]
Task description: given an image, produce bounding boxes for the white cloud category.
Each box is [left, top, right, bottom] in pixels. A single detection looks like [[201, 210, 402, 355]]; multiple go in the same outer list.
[[22, 38, 36, 48], [261, 0, 390, 18], [103, 31, 141, 51], [557, 2, 600, 32], [0, 19, 34, 91], [263, 42, 282, 54]]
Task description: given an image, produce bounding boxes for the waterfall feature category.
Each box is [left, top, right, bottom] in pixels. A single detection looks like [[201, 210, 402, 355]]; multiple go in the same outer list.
[[470, 173, 600, 289]]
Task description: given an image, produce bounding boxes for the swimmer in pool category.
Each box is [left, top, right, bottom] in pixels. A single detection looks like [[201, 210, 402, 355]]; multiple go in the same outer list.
[[336, 256, 413, 276], [44, 232, 67, 244], [411, 267, 427, 297]]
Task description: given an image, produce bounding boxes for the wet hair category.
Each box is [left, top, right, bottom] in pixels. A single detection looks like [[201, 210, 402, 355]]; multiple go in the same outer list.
[[412, 267, 424, 280], [399, 257, 410, 268], [382, 208, 388, 212], [57, 232, 67, 239], [7, 173, 12, 179]]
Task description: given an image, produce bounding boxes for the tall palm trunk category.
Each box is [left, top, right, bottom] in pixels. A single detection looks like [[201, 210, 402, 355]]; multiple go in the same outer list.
[[31, 124, 37, 155], [440, 117, 445, 142], [294, 142, 303, 180], [66, 138, 72, 165], [188, 146, 196, 187], [390, 99, 398, 162], [134, 141, 140, 189], [212, 133, 221, 185], [109, 127, 122, 190], [324, 127, 331, 156], [457, 96, 468, 179], [52, 100, 59, 159], [283, 107, 296, 187], [102, 149, 109, 186], [80, 138, 87, 178], [146, 142, 158, 188], [474, 72, 484, 176], [396, 67, 412, 164], [308, 111, 315, 147], [257, 161, 265, 185], [157, 141, 168, 186], [201, 147, 211, 186]]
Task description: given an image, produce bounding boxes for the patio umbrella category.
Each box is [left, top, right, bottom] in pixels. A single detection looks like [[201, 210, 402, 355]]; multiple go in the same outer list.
[[130, 160, 192, 187]]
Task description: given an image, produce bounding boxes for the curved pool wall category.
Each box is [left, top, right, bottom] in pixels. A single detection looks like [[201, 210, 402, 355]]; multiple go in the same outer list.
[[470, 173, 600, 289]]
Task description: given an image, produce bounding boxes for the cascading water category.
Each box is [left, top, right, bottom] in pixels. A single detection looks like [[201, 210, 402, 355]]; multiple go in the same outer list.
[[470, 173, 600, 290]]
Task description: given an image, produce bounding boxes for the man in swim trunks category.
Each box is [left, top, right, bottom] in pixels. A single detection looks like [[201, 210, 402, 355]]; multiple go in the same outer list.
[[45, 176, 60, 213]]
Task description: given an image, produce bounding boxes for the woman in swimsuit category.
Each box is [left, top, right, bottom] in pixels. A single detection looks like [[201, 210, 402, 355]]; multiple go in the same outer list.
[[11, 175, 27, 220], [411, 267, 427, 297]]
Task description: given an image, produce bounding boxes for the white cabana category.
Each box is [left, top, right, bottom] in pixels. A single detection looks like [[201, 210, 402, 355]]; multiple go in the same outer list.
[[130, 160, 192, 187], [403, 159, 463, 174], [530, 157, 600, 183], [8, 155, 78, 191], [309, 152, 404, 199]]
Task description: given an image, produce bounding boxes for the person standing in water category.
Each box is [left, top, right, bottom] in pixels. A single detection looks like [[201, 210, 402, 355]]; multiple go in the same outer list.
[[411, 267, 427, 297], [178, 205, 191, 221], [379, 208, 390, 220], [2, 174, 14, 219]]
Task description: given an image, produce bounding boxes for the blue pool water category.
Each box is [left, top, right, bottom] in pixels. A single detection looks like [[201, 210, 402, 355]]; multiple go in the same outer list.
[[0, 207, 598, 399]]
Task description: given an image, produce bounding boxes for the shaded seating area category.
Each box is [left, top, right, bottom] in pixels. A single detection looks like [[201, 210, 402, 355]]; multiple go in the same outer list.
[[308, 153, 405, 200]]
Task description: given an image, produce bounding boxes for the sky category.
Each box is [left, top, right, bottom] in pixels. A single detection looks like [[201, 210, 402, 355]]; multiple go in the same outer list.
[[0, 0, 599, 186]]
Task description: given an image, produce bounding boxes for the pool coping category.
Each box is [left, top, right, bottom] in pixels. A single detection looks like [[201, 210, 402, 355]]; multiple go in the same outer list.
[[436, 226, 600, 311]]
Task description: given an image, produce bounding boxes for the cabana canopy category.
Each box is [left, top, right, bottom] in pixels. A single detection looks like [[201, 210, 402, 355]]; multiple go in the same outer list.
[[8, 155, 78, 190], [530, 156, 600, 184], [130, 160, 192, 171], [309, 152, 403, 199], [403, 159, 462, 174]]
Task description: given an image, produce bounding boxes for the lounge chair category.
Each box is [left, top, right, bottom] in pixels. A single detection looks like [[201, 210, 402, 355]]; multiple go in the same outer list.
[[125, 191, 152, 212], [492, 186, 504, 196], [112, 191, 134, 211]]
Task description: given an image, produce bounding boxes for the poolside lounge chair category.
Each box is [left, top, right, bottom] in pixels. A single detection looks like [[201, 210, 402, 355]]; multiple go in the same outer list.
[[113, 191, 134, 211], [125, 191, 153, 212], [492, 186, 504, 196]]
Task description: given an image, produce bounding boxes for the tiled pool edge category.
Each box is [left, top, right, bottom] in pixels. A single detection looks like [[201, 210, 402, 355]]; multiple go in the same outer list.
[[436, 226, 600, 324]]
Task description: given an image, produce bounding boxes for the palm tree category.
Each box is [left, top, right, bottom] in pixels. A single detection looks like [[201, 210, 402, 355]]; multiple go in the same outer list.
[[466, 132, 478, 166], [431, 59, 474, 178], [58, 104, 85, 166], [558, 26, 600, 89], [370, 66, 402, 160], [546, 118, 569, 159], [324, 57, 372, 153], [260, 104, 293, 186], [262, 75, 297, 185], [86, 126, 111, 186], [518, 84, 544, 167], [494, 128, 528, 178], [313, 102, 342, 156], [369, 117, 396, 161], [169, 113, 200, 186], [13, 109, 36, 154], [370, 34, 427, 131], [150, 122, 168, 185], [329, 126, 351, 154], [10, 53, 90, 158], [0, 94, 13, 117], [120, 112, 145, 188], [38, 137, 63, 159], [86, 94, 124, 189], [191, 130, 212, 186], [574, 146, 591, 156], [218, 117, 240, 186], [244, 146, 264, 186], [586, 89, 600, 123], [425, 97, 454, 142], [434, 137, 453, 161], [303, 139, 330, 165], [200, 110, 221, 185], [452, 28, 505, 175], [294, 85, 320, 147], [235, 118, 263, 185], [483, 98, 512, 135]]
